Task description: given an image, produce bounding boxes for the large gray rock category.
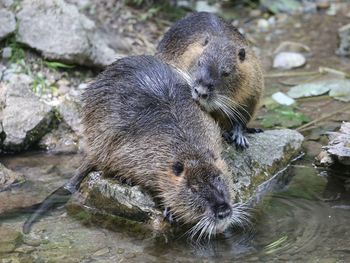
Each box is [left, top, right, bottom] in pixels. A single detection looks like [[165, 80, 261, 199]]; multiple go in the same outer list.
[[0, 163, 25, 192], [0, 74, 57, 152], [16, 0, 121, 67], [0, 9, 16, 41], [38, 122, 81, 154], [57, 97, 82, 135], [68, 129, 304, 232]]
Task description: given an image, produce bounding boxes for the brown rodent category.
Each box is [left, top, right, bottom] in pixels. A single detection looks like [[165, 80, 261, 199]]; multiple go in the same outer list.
[[24, 55, 249, 239], [157, 12, 264, 149]]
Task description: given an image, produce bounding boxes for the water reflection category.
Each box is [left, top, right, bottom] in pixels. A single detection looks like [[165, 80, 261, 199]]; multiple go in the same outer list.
[[0, 153, 349, 262]]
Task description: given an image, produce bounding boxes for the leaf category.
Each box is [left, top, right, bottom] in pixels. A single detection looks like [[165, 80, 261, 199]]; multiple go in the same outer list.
[[288, 79, 350, 101], [329, 80, 350, 102], [260, 0, 301, 14], [261, 106, 310, 128], [44, 61, 75, 69], [288, 81, 332, 98]]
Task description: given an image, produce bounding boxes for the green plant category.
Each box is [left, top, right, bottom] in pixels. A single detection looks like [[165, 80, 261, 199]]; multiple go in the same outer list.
[[261, 105, 310, 128], [3, 36, 26, 63], [44, 61, 75, 70]]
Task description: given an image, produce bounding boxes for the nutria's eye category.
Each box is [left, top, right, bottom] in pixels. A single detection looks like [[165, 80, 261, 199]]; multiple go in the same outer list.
[[222, 71, 230, 77], [191, 186, 198, 193], [239, 48, 246, 62], [172, 162, 184, 176], [203, 36, 209, 46]]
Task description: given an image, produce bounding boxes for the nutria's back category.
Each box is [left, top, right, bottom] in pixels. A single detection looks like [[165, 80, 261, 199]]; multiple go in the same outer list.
[[81, 56, 224, 176]]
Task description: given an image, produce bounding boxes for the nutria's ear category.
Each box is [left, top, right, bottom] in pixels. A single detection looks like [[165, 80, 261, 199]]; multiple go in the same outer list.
[[239, 48, 246, 62], [221, 70, 230, 77], [172, 162, 184, 176]]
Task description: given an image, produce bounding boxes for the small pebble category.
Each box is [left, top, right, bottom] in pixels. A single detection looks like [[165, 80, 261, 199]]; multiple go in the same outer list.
[[2, 47, 12, 59], [272, 92, 295, 106], [257, 19, 269, 32], [273, 52, 306, 69]]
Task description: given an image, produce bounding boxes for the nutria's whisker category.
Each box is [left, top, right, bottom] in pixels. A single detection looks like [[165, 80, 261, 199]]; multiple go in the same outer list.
[[230, 203, 252, 229], [216, 95, 250, 125], [215, 96, 245, 124], [215, 97, 246, 125], [219, 95, 251, 119]]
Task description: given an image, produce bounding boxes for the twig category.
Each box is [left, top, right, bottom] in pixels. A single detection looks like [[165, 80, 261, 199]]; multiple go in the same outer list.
[[295, 95, 330, 102], [264, 71, 321, 78], [297, 104, 350, 132]]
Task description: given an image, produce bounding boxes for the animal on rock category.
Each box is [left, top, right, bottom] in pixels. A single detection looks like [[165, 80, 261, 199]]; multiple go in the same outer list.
[[23, 55, 249, 239], [157, 12, 264, 149]]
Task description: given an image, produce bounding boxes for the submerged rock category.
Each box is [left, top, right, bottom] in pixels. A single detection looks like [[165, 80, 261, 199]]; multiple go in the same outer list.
[[0, 9, 16, 41], [0, 226, 22, 254], [0, 74, 57, 152], [68, 129, 304, 232], [0, 163, 25, 192], [16, 0, 121, 67]]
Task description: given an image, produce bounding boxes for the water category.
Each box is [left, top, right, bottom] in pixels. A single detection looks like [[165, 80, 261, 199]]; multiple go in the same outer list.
[[0, 152, 349, 262]]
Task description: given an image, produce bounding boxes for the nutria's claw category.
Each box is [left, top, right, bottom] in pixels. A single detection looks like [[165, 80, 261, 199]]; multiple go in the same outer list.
[[224, 125, 250, 150], [246, 127, 263, 134], [233, 133, 249, 150], [163, 207, 175, 224]]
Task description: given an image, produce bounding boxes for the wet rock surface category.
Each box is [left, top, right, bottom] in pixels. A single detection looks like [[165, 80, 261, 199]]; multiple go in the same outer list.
[[0, 163, 25, 192], [0, 226, 22, 254], [0, 74, 57, 152], [38, 122, 80, 154], [0, 9, 16, 41], [68, 129, 304, 231], [56, 96, 82, 135], [16, 0, 121, 67]]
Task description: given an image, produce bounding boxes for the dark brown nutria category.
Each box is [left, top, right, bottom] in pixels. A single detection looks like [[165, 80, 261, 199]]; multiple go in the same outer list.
[[157, 12, 264, 149], [23, 56, 249, 239]]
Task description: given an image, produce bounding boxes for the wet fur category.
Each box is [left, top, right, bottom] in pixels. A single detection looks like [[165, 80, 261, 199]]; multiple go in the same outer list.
[[82, 56, 240, 235], [157, 12, 264, 134], [23, 56, 250, 239]]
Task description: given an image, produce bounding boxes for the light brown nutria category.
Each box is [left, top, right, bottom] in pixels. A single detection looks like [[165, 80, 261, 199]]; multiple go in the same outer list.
[[157, 12, 264, 149], [24, 55, 249, 239]]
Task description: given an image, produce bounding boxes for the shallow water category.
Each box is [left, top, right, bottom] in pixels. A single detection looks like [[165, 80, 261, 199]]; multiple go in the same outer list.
[[0, 152, 349, 262]]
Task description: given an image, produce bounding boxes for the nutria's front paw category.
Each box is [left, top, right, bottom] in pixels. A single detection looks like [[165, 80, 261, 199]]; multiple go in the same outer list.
[[224, 129, 249, 150], [246, 127, 263, 134], [163, 207, 175, 224], [232, 132, 249, 150]]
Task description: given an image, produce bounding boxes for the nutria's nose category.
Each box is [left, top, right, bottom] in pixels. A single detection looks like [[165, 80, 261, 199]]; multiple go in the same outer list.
[[194, 86, 209, 100], [215, 202, 232, 220]]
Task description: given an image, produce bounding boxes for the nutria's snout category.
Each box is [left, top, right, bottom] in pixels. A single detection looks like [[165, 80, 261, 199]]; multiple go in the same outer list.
[[163, 161, 241, 240], [192, 84, 210, 101], [192, 64, 216, 102], [163, 162, 252, 241], [213, 200, 232, 220], [208, 176, 232, 220]]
